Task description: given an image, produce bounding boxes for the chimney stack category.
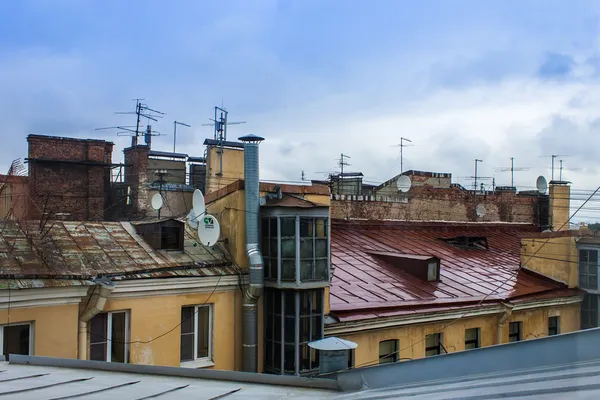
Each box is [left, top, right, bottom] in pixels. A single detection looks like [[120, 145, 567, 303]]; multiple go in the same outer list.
[[549, 180, 570, 231]]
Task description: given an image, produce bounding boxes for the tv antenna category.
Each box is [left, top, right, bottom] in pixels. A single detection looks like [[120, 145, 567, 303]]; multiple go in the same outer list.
[[539, 154, 569, 181], [97, 99, 165, 146], [173, 121, 191, 153], [473, 159, 483, 191], [558, 159, 581, 181], [202, 106, 246, 176], [392, 137, 413, 174], [494, 157, 530, 187]]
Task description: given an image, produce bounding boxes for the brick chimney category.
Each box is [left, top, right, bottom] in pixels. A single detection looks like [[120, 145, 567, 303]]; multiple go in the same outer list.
[[549, 181, 570, 231], [123, 145, 150, 216]]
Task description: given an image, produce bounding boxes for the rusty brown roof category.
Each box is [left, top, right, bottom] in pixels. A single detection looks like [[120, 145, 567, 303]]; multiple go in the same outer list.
[[330, 220, 581, 322], [0, 220, 233, 279]]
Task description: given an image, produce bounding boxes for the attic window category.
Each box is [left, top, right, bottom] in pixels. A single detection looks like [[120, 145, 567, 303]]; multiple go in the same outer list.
[[161, 226, 183, 251], [441, 236, 488, 250]]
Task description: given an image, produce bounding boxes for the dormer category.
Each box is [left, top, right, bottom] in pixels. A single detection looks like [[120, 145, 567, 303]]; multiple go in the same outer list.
[[133, 219, 185, 251], [369, 251, 441, 282]]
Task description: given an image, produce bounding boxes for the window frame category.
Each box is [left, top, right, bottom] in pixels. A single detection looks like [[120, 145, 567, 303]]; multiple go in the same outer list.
[[508, 321, 522, 342], [425, 333, 445, 357], [0, 322, 33, 357], [378, 339, 399, 364], [180, 304, 214, 367], [548, 316, 560, 336], [578, 247, 599, 291], [464, 327, 480, 350], [89, 310, 130, 363], [581, 294, 599, 329]]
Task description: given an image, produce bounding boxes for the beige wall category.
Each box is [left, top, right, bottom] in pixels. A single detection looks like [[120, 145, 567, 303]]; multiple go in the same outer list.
[[549, 183, 570, 230], [521, 236, 578, 287], [0, 304, 79, 359], [334, 303, 580, 367], [205, 146, 245, 194]]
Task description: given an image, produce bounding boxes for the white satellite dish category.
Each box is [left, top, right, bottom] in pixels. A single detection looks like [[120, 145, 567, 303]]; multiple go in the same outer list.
[[150, 193, 163, 211], [536, 176, 548, 194], [396, 175, 412, 193], [187, 209, 199, 229], [192, 189, 206, 216], [197, 214, 221, 247], [476, 204, 486, 218]]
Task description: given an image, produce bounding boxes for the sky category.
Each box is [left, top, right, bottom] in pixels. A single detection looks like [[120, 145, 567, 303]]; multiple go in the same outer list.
[[2, 0, 600, 220]]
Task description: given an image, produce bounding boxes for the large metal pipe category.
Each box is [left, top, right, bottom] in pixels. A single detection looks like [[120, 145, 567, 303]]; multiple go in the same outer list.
[[239, 134, 265, 373], [78, 283, 115, 360], [497, 303, 514, 345]]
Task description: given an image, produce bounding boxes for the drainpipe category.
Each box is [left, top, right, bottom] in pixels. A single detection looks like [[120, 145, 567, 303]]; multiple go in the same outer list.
[[78, 282, 115, 360], [239, 134, 265, 373], [497, 303, 514, 345]]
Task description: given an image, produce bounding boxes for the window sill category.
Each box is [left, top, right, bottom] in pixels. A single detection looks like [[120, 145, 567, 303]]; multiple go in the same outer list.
[[180, 359, 215, 369]]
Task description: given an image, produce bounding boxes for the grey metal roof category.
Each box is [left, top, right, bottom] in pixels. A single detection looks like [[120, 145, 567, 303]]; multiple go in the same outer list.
[[1, 355, 337, 399]]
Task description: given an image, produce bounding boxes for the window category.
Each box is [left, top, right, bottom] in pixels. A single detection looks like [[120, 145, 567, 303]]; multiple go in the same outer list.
[[379, 339, 398, 364], [347, 349, 355, 369], [90, 311, 129, 363], [581, 294, 599, 329], [509, 321, 522, 342], [465, 328, 480, 350], [427, 261, 438, 281], [161, 226, 182, 250], [261, 216, 329, 284], [264, 288, 323, 375], [548, 316, 560, 336], [426, 333, 445, 356], [579, 249, 598, 290], [180, 305, 212, 363], [1, 323, 31, 358]]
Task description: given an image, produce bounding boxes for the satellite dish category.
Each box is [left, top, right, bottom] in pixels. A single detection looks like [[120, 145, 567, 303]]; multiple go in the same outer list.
[[187, 209, 199, 229], [476, 204, 486, 218], [536, 176, 548, 194], [396, 175, 412, 193], [192, 189, 206, 216], [150, 193, 163, 211], [197, 214, 221, 247]]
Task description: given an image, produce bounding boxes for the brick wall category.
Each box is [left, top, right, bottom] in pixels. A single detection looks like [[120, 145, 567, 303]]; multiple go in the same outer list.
[[27, 135, 113, 220], [123, 145, 150, 218], [331, 185, 542, 224]]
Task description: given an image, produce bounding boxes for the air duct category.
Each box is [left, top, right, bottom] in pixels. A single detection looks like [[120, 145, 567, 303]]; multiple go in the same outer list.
[[239, 134, 265, 373], [78, 280, 115, 360]]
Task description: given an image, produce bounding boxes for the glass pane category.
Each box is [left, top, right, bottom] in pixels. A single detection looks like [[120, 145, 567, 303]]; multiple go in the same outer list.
[[591, 250, 598, 264], [274, 341, 282, 371], [180, 333, 194, 361], [592, 277, 598, 290], [90, 342, 107, 361], [264, 258, 271, 278], [274, 291, 282, 314], [284, 344, 295, 373], [281, 218, 295, 237], [197, 307, 210, 358], [111, 312, 126, 363], [316, 219, 327, 238], [300, 218, 313, 237], [261, 236, 269, 258], [300, 316, 310, 342], [261, 218, 270, 238], [90, 313, 108, 345], [3, 325, 30, 356], [312, 290, 323, 312], [580, 250, 589, 263], [265, 339, 273, 367], [274, 313, 282, 340], [426, 334, 437, 348], [270, 218, 277, 238], [300, 239, 313, 259], [181, 307, 194, 334], [379, 340, 397, 363], [300, 260, 313, 280], [465, 328, 477, 341], [300, 292, 310, 315], [285, 291, 296, 315], [285, 316, 295, 344], [300, 343, 310, 371], [281, 239, 296, 258], [272, 258, 279, 279], [311, 347, 320, 369], [282, 260, 295, 280], [311, 316, 322, 338], [270, 239, 278, 257], [315, 239, 327, 258], [315, 260, 327, 280]]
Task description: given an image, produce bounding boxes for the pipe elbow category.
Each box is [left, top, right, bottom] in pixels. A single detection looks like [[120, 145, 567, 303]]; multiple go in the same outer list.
[[80, 283, 115, 323]]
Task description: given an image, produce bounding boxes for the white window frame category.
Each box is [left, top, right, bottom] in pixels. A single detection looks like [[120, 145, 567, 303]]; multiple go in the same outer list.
[[89, 310, 130, 363], [180, 304, 214, 368], [578, 246, 600, 293], [0, 322, 34, 357]]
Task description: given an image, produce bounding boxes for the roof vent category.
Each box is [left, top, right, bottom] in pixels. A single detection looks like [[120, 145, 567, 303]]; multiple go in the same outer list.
[[441, 236, 489, 250]]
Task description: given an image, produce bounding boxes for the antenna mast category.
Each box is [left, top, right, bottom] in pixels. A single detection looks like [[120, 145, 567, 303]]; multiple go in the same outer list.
[[101, 99, 165, 147], [393, 137, 413, 174], [202, 106, 246, 176], [173, 121, 191, 153], [338, 153, 351, 194]]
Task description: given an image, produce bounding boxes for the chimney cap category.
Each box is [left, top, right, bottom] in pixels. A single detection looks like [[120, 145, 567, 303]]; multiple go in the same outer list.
[[238, 134, 265, 143], [549, 180, 571, 185]]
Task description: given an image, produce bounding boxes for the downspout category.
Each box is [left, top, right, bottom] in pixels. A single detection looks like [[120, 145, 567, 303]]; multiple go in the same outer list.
[[497, 303, 514, 345], [239, 134, 265, 373], [78, 282, 115, 360]]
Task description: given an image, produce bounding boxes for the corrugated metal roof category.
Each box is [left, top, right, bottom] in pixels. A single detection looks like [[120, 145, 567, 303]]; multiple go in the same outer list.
[[330, 220, 580, 321], [0, 220, 230, 279]]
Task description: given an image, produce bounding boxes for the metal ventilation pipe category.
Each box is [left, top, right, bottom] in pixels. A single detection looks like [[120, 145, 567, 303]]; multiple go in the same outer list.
[[78, 281, 115, 360], [239, 134, 265, 373]]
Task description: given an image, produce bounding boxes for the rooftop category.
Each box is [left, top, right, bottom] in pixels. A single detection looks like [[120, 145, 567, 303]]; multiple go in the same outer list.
[[205, 179, 330, 204], [0, 219, 232, 281], [329, 220, 581, 322]]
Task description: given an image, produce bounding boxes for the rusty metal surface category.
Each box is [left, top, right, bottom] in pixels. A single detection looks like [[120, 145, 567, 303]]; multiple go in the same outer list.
[[0, 220, 230, 278], [330, 220, 580, 322]]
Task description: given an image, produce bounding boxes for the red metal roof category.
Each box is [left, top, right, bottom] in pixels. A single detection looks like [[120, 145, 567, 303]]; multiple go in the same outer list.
[[330, 220, 580, 322]]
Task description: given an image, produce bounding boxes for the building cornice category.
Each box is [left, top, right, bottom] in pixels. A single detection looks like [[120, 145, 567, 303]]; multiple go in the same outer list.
[[325, 296, 583, 336], [0, 286, 90, 310], [109, 275, 243, 299]]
